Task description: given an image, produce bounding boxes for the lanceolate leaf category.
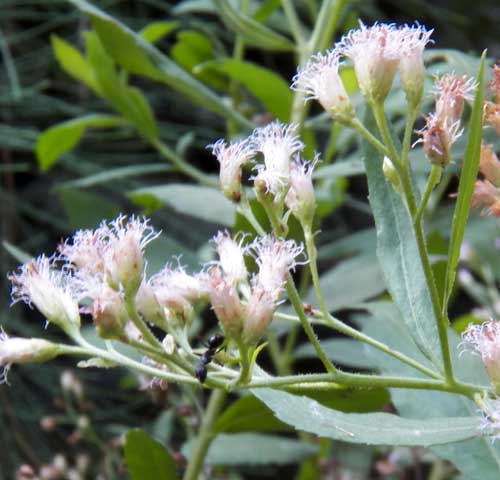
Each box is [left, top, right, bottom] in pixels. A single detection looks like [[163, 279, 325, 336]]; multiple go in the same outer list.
[[201, 59, 292, 120], [362, 111, 442, 367], [212, 0, 294, 52], [443, 51, 487, 307], [36, 114, 127, 170], [67, 0, 252, 128], [253, 389, 480, 446]]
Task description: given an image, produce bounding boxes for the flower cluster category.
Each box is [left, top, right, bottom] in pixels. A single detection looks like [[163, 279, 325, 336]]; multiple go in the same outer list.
[[206, 232, 303, 345], [6, 214, 305, 381], [417, 73, 476, 167], [469, 62, 500, 217], [292, 22, 433, 119], [209, 121, 318, 225]]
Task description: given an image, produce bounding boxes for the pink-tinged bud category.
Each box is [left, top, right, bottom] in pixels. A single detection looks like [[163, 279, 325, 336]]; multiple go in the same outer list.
[[291, 51, 354, 122], [397, 24, 433, 107], [208, 138, 255, 202], [135, 281, 168, 329], [92, 284, 127, 339], [150, 264, 208, 326], [337, 22, 401, 103], [103, 216, 159, 293], [418, 113, 462, 167], [250, 236, 304, 297], [484, 101, 500, 136], [433, 73, 476, 125], [212, 231, 248, 284], [461, 320, 500, 392], [243, 287, 276, 345], [207, 267, 245, 339], [480, 144, 500, 187], [285, 157, 317, 225], [251, 122, 304, 200], [9, 255, 80, 335], [0, 330, 60, 383], [471, 180, 500, 217]]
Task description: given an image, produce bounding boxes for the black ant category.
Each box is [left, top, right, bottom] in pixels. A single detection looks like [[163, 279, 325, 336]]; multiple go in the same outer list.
[[195, 334, 225, 383]]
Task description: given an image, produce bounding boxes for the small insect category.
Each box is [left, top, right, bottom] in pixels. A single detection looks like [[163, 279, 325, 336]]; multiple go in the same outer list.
[[195, 334, 225, 383]]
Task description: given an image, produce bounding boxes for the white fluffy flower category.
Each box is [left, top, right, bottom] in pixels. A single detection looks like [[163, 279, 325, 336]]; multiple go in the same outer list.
[[292, 50, 354, 120], [9, 255, 80, 333]]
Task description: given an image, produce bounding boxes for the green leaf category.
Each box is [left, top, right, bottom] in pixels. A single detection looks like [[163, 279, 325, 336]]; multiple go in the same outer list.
[[305, 254, 385, 311], [51, 34, 99, 92], [140, 21, 179, 43], [85, 32, 158, 140], [124, 429, 178, 480], [294, 338, 374, 369], [360, 302, 500, 478], [201, 59, 292, 121], [212, 0, 294, 52], [36, 114, 127, 170], [362, 110, 442, 367], [443, 51, 486, 307], [129, 184, 236, 226], [182, 433, 317, 465], [68, 0, 252, 128], [171, 31, 227, 90], [253, 389, 480, 446], [2, 241, 32, 264], [58, 190, 119, 229], [313, 158, 365, 180], [214, 395, 291, 433]]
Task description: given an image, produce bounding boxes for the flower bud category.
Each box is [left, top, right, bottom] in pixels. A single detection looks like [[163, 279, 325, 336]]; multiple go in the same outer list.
[[461, 320, 500, 393], [471, 180, 500, 217], [480, 144, 500, 187], [434, 74, 476, 125], [484, 101, 500, 136], [92, 285, 127, 339], [285, 158, 317, 225], [251, 122, 303, 201], [0, 331, 60, 382], [291, 51, 354, 122], [9, 256, 80, 335], [135, 280, 168, 330], [398, 24, 433, 107], [419, 113, 460, 167], [382, 156, 402, 194], [207, 267, 245, 339], [337, 22, 401, 103], [242, 287, 275, 345], [60, 370, 84, 399], [208, 138, 255, 202], [212, 231, 248, 284], [104, 216, 159, 294]]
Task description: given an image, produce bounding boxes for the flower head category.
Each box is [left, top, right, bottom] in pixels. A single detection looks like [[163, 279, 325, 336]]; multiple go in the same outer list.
[[418, 112, 462, 167], [206, 267, 245, 339], [9, 255, 80, 334], [291, 51, 354, 121], [285, 156, 318, 225], [336, 21, 401, 103], [433, 73, 476, 125], [212, 231, 248, 284], [250, 236, 304, 301], [397, 24, 433, 106], [480, 144, 500, 187], [461, 320, 500, 391], [208, 138, 255, 202], [149, 263, 208, 326], [251, 122, 304, 199], [471, 180, 500, 217], [0, 330, 60, 384]]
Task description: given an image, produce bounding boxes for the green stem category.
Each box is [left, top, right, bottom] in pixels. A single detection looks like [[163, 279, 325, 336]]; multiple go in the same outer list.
[[242, 371, 482, 398], [415, 165, 442, 225], [348, 117, 390, 157], [237, 194, 266, 235], [281, 0, 306, 47], [285, 274, 336, 374], [151, 138, 218, 188], [124, 293, 163, 350], [401, 105, 420, 166], [371, 101, 454, 381], [183, 389, 227, 480]]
